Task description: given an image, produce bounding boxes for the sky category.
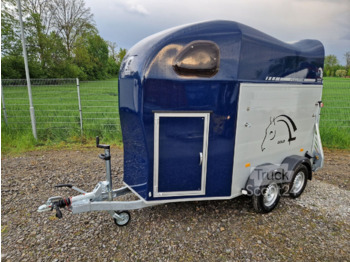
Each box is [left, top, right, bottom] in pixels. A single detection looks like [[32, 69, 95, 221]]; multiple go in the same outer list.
[[86, 0, 350, 65]]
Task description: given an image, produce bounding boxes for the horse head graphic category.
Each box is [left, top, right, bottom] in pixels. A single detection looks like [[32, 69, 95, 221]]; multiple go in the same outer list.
[[261, 115, 297, 152]]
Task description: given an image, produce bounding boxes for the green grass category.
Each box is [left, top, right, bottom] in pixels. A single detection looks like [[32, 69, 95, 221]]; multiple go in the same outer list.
[[1, 77, 349, 155], [320, 77, 350, 149], [1, 78, 122, 155]]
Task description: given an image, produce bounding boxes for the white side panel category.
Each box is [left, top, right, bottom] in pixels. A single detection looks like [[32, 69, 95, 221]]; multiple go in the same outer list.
[[231, 83, 323, 196]]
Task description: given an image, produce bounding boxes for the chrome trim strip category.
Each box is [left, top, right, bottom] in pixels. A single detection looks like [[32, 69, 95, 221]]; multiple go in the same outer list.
[[153, 112, 210, 198]]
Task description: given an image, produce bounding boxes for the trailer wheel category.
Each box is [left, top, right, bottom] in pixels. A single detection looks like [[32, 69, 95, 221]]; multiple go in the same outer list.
[[252, 182, 281, 213], [289, 164, 308, 198], [114, 211, 131, 226]]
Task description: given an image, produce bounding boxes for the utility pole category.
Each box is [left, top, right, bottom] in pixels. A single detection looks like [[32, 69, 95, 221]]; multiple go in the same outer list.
[[76, 78, 83, 135], [1, 84, 8, 125], [17, 0, 37, 139]]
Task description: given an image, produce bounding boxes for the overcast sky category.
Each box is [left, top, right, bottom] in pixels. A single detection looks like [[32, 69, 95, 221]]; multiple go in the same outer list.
[[86, 0, 350, 65]]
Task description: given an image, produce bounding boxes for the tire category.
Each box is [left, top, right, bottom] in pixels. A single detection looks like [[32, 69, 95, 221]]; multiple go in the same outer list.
[[113, 211, 131, 226], [289, 164, 308, 198], [252, 182, 281, 213]]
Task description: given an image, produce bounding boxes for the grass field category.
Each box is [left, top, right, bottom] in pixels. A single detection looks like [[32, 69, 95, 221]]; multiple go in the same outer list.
[[1, 78, 122, 154], [320, 77, 350, 149], [1, 77, 349, 154]]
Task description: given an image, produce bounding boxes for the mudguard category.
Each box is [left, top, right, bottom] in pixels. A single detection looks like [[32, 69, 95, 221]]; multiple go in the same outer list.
[[244, 163, 288, 196], [244, 156, 312, 196], [281, 155, 312, 181]]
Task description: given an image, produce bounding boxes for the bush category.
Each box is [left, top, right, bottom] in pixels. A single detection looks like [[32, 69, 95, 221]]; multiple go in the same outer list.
[[1, 56, 23, 79], [335, 69, 347, 77], [1, 55, 46, 78]]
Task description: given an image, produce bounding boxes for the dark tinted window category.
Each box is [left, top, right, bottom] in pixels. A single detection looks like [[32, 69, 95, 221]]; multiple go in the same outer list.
[[173, 41, 220, 77]]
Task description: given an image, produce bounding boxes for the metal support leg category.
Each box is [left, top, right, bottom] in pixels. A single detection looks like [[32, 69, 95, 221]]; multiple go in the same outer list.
[[96, 137, 113, 201], [105, 148, 113, 201]]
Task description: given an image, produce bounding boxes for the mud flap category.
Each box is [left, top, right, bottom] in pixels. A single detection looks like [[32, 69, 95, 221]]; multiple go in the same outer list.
[[244, 163, 289, 196]]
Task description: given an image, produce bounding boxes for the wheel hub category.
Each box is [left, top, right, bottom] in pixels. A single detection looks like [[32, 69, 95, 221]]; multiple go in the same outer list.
[[114, 211, 130, 226], [291, 171, 305, 194], [263, 183, 279, 207]]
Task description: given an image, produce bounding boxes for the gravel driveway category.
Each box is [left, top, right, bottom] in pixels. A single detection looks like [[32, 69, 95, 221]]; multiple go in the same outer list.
[[1, 148, 349, 261]]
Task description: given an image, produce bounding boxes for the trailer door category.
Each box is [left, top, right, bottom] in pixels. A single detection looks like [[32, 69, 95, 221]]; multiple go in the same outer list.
[[153, 112, 210, 198]]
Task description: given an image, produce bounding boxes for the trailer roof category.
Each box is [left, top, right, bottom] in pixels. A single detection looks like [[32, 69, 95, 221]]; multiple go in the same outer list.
[[128, 20, 324, 83]]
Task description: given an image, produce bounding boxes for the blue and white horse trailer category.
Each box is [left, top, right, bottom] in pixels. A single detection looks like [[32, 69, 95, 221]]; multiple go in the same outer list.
[[39, 20, 325, 225]]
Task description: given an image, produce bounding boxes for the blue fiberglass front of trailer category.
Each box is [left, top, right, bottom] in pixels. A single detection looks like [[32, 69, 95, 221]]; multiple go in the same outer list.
[[120, 79, 240, 201], [144, 79, 240, 200], [119, 21, 242, 201], [119, 20, 324, 202]]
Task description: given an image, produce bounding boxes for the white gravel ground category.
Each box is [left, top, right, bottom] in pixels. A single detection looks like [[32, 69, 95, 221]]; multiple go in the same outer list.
[[1, 148, 350, 261], [294, 179, 350, 224]]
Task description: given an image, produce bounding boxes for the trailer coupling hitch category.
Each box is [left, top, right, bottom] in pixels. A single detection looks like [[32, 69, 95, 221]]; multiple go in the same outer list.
[[37, 196, 72, 219]]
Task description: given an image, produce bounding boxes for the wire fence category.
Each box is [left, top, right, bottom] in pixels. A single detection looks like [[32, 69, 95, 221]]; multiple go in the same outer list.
[[1, 78, 349, 142], [1, 78, 120, 140], [320, 78, 350, 129]]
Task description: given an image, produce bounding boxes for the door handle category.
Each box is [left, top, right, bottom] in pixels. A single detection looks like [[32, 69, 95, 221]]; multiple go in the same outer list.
[[199, 152, 203, 166]]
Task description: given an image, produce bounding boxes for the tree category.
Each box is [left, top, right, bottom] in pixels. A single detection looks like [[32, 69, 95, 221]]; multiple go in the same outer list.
[[73, 32, 109, 79], [1, 56, 25, 78], [345, 52, 350, 68], [43, 32, 75, 78], [1, 0, 125, 80], [110, 47, 127, 75], [107, 41, 118, 61], [21, 0, 56, 38], [324, 55, 339, 68], [52, 0, 96, 57], [22, 0, 56, 68], [1, 0, 22, 56], [106, 41, 126, 76], [87, 33, 108, 79], [1, 0, 59, 77], [324, 55, 340, 77], [1, 54, 44, 79], [106, 56, 119, 76], [116, 48, 127, 63]]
